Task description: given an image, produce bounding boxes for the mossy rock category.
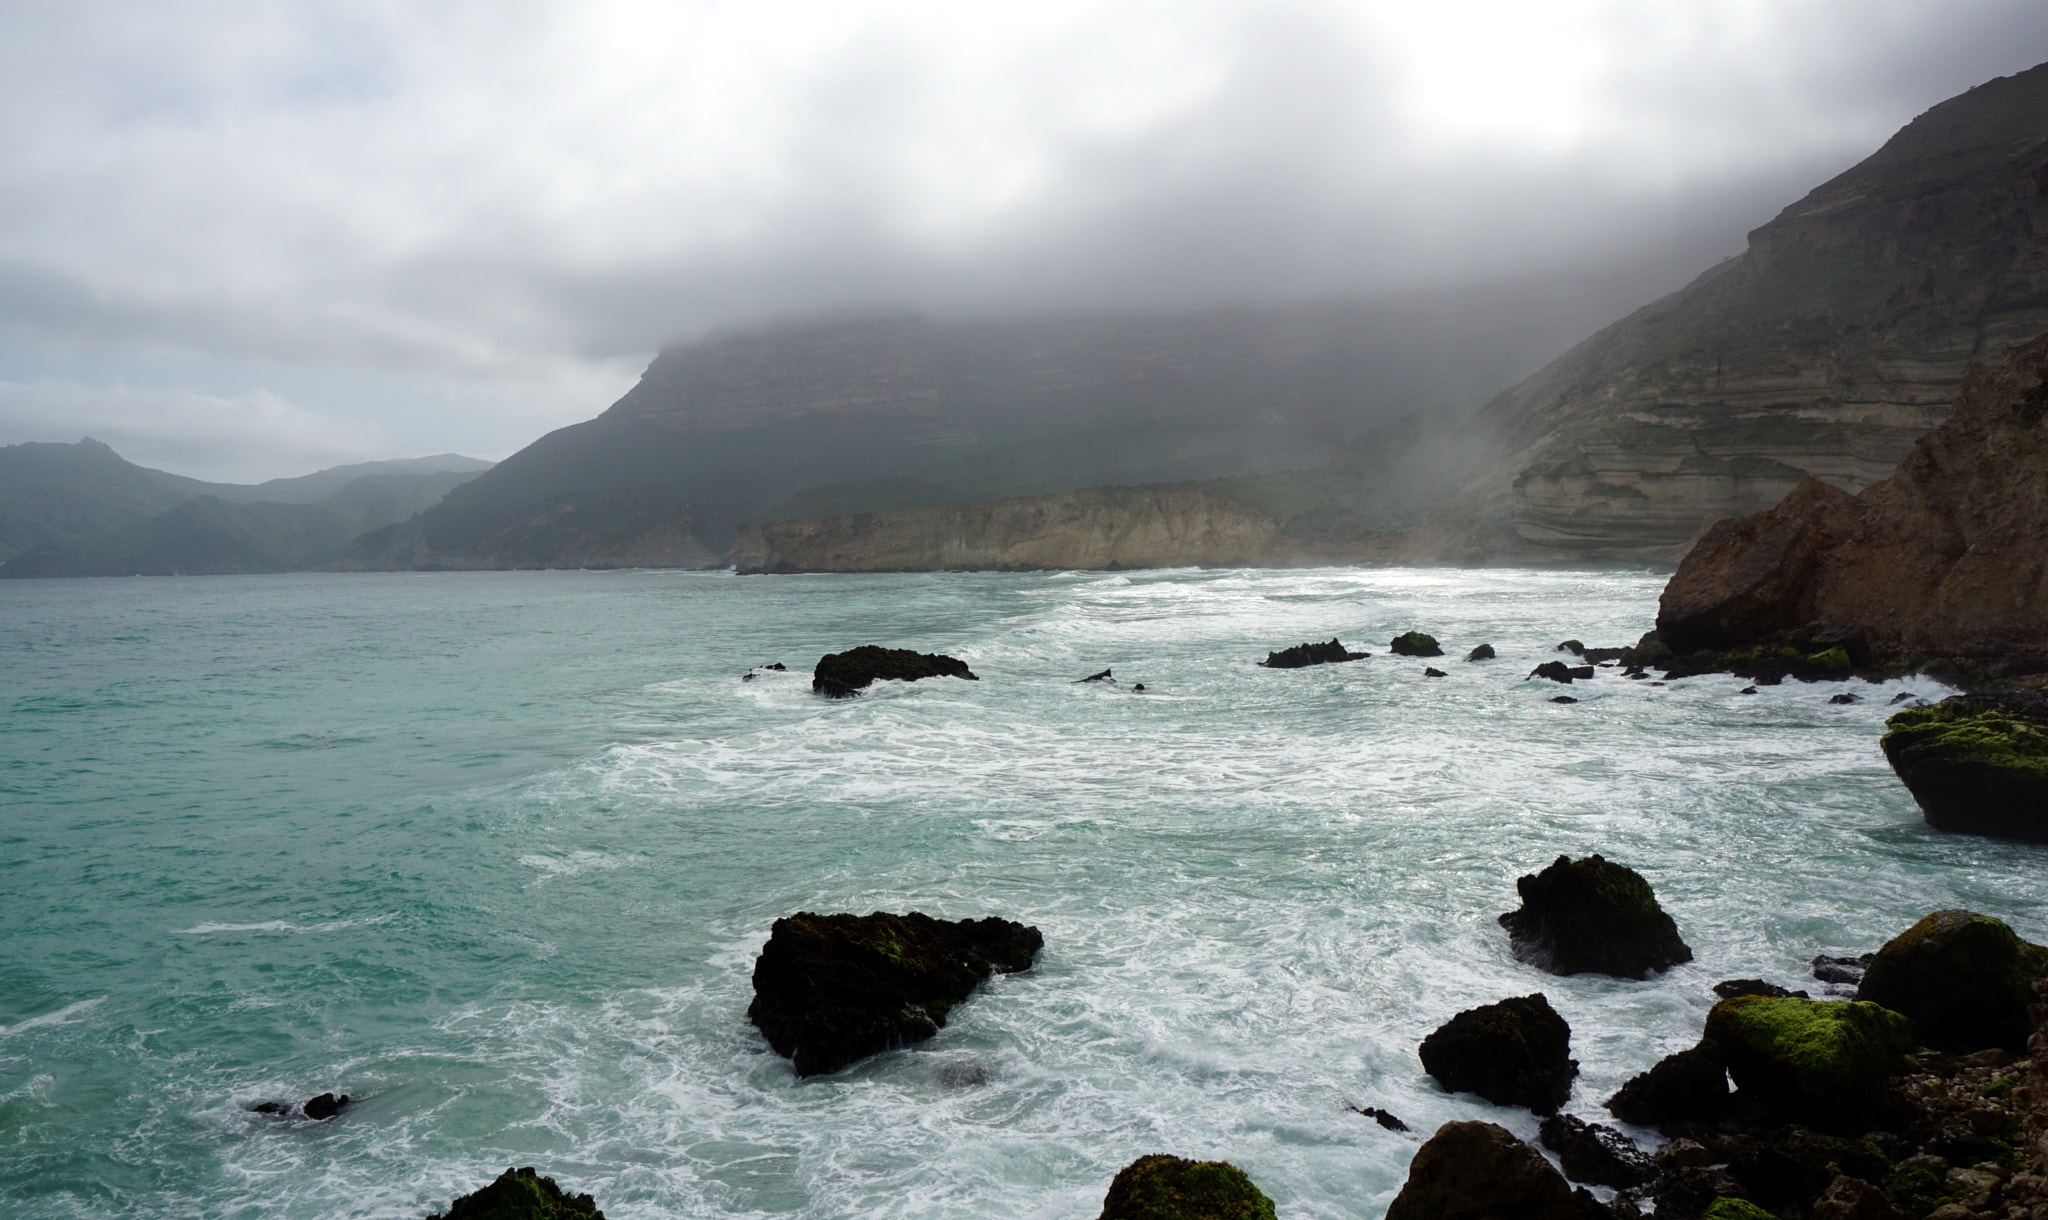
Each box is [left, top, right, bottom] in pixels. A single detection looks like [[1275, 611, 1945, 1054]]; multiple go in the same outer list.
[[1700, 1199, 1774, 1220], [1389, 631, 1443, 657], [1854, 909, 2046, 1052], [1498, 854, 1692, 978], [426, 1167, 604, 1220], [1384, 1121, 1590, 1220], [1418, 993, 1577, 1114], [1096, 1154, 1275, 1220], [1880, 694, 2048, 841], [812, 645, 978, 698], [1703, 996, 1916, 1128], [748, 911, 1042, 1076]]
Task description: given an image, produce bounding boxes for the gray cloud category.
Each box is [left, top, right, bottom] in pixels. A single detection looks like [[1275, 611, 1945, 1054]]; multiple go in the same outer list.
[[1, 0, 2044, 477]]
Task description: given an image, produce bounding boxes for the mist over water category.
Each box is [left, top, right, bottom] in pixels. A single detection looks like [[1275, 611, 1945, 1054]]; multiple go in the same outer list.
[[4, 568, 2044, 1219]]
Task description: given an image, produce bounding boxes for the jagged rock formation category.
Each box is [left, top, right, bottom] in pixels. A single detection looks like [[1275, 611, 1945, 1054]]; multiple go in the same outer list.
[[426, 1167, 605, 1219], [729, 486, 1284, 573], [1479, 61, 2048, 560], [1657, 332, 2048, 659]]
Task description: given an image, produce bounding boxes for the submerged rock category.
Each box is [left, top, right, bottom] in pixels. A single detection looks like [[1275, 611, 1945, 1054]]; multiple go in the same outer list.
[[812, 646, 978, 698], [1498, 854, 1692, 979], [747, 910, 1041, 1076], [742, 662, 788, 680], [1703, 996, 1916, 1129], [426, 1167, 605, 1219], [1423, 667, 1447, 678], [1418, 993, 1577, 1114], [1551, 696, 1578, 704], [1713, 979, 1807, 1000], [302, 1092, 348, 1120], [1879, 693, 2048, 841], [1077, 668, 1114, 683], [1528, 661, 1595, 683], [1538, 1113, 1654, 1189], [1854, 909, 2046, 1052], [1347, 1104, 1409, 1132], [1258, 639, 1366, 668], [1384, 1121, 1596, 1220], [1605, 1041, 1729, 1126], [1096, 1154, 1276, 1220], [1465, 643, 1496, 661]]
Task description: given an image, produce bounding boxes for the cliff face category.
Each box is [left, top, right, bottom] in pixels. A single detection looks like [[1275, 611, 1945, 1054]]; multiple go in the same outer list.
[[729, 487, 1285, 573], [1658, 331, 2048, 658], [1480, 61, 2048, 561]]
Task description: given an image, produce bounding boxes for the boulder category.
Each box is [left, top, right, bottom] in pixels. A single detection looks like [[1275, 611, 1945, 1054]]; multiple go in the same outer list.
[[1258, 639, 1366, 668], [1703, 996, 1916, 1129], [747, 911, 1042, 1076], [1728, 1129, 1890, 1211], [1879, 693, 2048, 841], [1423, 667, 1448, 678], [1854, 909, 2046, 1052], [1498, 855, 1693, 978], [1418, 993, 1577, 1114], [1699, 1199, 1774, 1220], [1812, 953, 1874, 985], [1384, 1121, 1598, 1220], [302, 1092, 348, 1120], [426, 1167, 604, 1219], [1466, 644, 1496, 661], [1557, 641, 1585, 655], [1808, 1175, 1904, 1220], [1713, 980, 1807, 1000], [1605, 1042, 1729, 1126], [1096, 1154, 1275, 1220], [1389, 631, 1444, 657], [812, 645, 978, 698], [1538, 1114, 1654, 1189], [1528, 662, 1596, 683]]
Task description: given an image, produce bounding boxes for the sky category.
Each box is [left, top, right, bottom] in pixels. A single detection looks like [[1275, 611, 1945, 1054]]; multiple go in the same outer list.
[[1, 1, 2045, 482]]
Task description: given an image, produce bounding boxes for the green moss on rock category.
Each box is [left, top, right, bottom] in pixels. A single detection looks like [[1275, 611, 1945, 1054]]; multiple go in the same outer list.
[[1498, 854, 1692, 978], [426, 1167, 604, 1220], [1855, 908, 2046, 1052], [1880, 694, 2048, 841], [1703, 996, 1916, 1128], [1096, 1154, 1276, 1220], [1389, 631, 1443, 657], [1701, 1199, 1775, 1220]]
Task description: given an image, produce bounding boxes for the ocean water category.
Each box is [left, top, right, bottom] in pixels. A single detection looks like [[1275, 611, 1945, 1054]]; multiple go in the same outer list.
[[3, 567, 2045, 1220]]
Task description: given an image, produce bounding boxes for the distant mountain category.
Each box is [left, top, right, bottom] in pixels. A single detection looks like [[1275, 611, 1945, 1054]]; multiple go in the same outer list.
[[1472, 59, 2048, 560], [341, 284, 1650, 570], [0, 442, 492, 576]]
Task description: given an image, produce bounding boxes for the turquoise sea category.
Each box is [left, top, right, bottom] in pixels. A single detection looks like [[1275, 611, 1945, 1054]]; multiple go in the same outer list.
[[3, 567, 2044, 1220]]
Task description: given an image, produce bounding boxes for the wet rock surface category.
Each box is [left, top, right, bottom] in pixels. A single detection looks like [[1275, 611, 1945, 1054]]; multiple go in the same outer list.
[[1881, 694, 2048, 842], [1607, 1041, 1731, 1127], [1705, 996, 1917, 1130], [1384, 1120, 1601, 1220], [747, 910, 1042, 1076], [812, 645, 978, 697], [1389, 631, 1443, 657], [1095, 1154, 1276, 1220], [1539, 1113, 1655, 1189], [426, 1167, 605, 1219], [1419, 993, 1578, 1114], [1499, 854, 1693, 979], [1855, 910, 2046, 1053], [1258, 639, 1366, 668], [1466, 643, 1496, 661]]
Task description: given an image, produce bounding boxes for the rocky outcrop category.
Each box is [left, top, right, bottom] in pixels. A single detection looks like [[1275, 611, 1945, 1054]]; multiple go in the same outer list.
[[1704, 996, 1917, 1130], [1418, 993, 1577, 1114], [1881, 694, 2048, 841], [1538, 1114, 1655, 1189], [1606, 1041, 1730, 1126], [1465, 644, 1495, 661], [1854, 910, 2046, 1053], [1384, 1121, 1599, 1220], [811, 646, 978, 698], [729, 486, 1284, 573], [1258, 640, 1366, 668], [1388, 631, 1443, 657], [1095, 1155, 1276, 1220], [1498, 855, 1692, 978], [1481, 62, 2048, 561], [746, 911, 1041, 1076], [426, 1167, 604, 1219], [1657, 332, 2048, 661]]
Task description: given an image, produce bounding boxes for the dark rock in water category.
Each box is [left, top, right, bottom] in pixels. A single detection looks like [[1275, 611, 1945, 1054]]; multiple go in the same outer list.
[[1606, 1041, 1729, 1126], [1811, 953, 1874, 985], [1259, 639, 1366, 668], [301, 1092, 348, 1120], [741, 662, 789, 681], [1498, 854, 1693, 979], [1539, 1113, 1654, 1189], [1531, 661, 1576, 683], [1389, 631, 1443, 657], [1423, 667, 1447, 678], [1854, 909, 2047, 1052], [1466, 643, 1496, 661], [1096, 1153, 1276, 1220], [813, 645, 978, 698], [1739, 686, 1758, 695], [1418, 992, 1577, 1114], [427, 1167, 605, 1219], [1558, 640, 1586, 655], [1132, 684, 1146, 692], [1704, 995, 1915, 1130], [252, 1101, 290, 1115], [1880, 693, 2048, 841], [1346, 1104, 1409, 1132], [1551, 696, 1578, 704], [747, 910, 1042, 1076], [1713, 979, 1808, 1000], [1077, 668, 1114, 683], [1581, 646, 1628, 663], [1888, 691, 1923, 706], [1384, 1121, 1598, 1220], [1829, 692, 1860, 704], [935, 1060, 992, 1088]]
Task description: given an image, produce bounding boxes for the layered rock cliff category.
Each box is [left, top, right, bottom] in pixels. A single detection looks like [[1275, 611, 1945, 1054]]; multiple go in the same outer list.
[[1479, 60, 2048, 561], [1657, 331, 2048, 662]]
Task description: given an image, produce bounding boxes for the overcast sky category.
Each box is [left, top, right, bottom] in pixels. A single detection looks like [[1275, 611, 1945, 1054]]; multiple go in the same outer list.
[[2, 0, 2045, 481]]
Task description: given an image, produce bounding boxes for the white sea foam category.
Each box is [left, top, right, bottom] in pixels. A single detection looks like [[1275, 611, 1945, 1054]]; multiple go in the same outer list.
[[0, 998, 104, 1037]]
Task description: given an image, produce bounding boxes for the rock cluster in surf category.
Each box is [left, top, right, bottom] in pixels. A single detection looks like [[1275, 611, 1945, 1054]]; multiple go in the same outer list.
[[811, 645, 978, 698]]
